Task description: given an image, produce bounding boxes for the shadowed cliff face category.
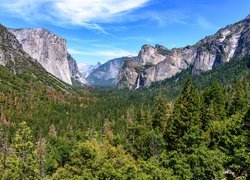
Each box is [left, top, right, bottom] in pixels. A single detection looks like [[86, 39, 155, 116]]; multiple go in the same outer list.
[[117, 15, 250, 89], [8, 28, 86, 86], [67, 53, 87, 86]]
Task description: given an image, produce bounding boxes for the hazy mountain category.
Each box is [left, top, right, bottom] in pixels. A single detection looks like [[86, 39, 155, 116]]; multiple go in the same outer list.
[[86, 56, 135, 86], [78, 61, 102, 78]]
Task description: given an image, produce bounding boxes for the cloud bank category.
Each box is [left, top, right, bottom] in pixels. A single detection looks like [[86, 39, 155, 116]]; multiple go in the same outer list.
[[0, 0, 150, 32]]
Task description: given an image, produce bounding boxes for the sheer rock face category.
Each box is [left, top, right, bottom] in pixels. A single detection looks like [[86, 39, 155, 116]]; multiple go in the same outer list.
[[0, 24, 43, 74], [117, 16, 250, 89], [9, 28, 74, 85], [0, 24, 78, 93], [116, 60, 141, 89]]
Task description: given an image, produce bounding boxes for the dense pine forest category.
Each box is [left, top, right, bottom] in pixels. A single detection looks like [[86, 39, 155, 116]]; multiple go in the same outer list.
[[0, 57, 250, 179]]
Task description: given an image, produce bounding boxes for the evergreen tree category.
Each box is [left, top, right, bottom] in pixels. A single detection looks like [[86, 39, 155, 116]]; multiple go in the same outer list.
[[146, 129, 165, 159], [229, 80, 248, 115], [152, 90, 172, 132], [202, 81, 226, 129], [243, 109, 250, 148], [164, 78, 202, 150], [240, 109, 250, 176]]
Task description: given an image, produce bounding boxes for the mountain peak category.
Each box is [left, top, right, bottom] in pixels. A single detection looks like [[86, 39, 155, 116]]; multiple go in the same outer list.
[[96, 61, 103, 67]]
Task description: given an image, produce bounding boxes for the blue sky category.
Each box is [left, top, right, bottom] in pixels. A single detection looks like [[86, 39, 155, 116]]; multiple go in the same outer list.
[[0, 0, 249, 65]]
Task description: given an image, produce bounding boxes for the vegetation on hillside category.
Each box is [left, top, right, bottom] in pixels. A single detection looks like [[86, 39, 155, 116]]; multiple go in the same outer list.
[[0, 57, 250, 179]]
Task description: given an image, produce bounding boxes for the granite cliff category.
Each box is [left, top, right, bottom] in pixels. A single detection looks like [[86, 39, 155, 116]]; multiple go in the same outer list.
[[0, 24, 75, 93], [9, 28, 86, 85]]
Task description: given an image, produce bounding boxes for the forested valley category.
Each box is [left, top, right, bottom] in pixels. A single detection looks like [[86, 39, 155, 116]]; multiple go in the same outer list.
[[0, 56, 249, 179]]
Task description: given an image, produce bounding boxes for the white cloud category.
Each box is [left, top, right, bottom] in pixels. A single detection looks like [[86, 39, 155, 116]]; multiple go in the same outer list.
[[68, 48, 93, 55], [0, 0, 150, 33], [0, 0, 54, 21], [54, 0, 149, 22], [111, 9, 188, 27], [68, 48, 137, 60], [148, 10, 188, 27]]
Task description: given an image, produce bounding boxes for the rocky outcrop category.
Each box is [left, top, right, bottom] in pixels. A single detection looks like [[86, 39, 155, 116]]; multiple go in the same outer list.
[[116, 60, 141, 89], [137, 44, 167, 65], [117, 15, 250, 89], [0, 25, 19, 66], [8, 28, 86, 85], [87, 56, 135, 86]]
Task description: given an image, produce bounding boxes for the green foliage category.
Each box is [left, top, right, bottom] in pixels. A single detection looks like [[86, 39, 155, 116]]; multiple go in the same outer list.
[[1, 121, 39, 179], [164, 78, 202, 151], [229, 79, 249, 115], [45, 136, 71, 175], [202, 81, 226, 129], [1, 57, 250, 179], [152, 90, 171, 131], [14, 121, 38, 178]]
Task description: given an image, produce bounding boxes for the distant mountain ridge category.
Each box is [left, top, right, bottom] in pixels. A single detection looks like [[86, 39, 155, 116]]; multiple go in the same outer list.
[[116, 14, 250, 89], [86, 56, 135, 86], [78, 62, 102, 78], [4, 14, 250, 89]]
